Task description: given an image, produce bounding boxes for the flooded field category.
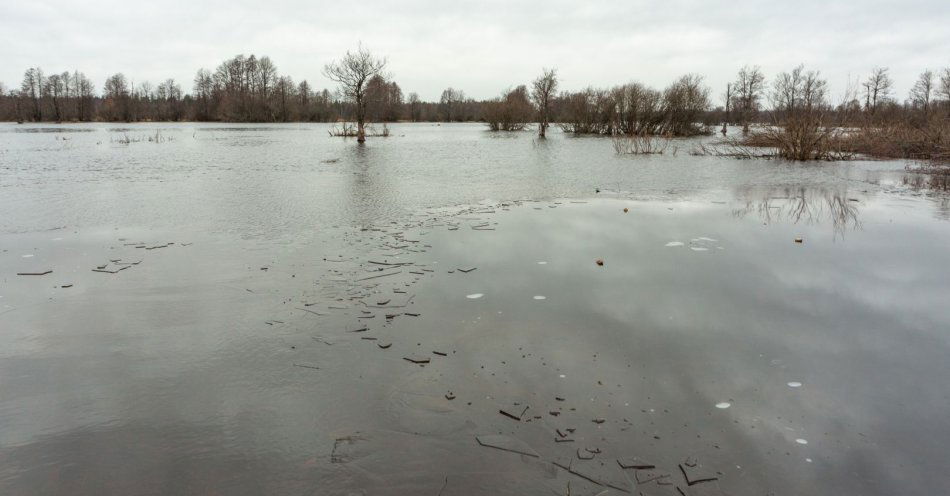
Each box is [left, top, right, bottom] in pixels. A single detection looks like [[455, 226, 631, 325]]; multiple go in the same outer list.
[[1, 123, 949, 495]]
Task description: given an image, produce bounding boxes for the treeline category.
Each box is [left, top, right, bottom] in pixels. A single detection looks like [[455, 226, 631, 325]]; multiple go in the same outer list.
[[0, 55, 510, 124], [2, 56, 949, 137], [698, 65, 950, 162]]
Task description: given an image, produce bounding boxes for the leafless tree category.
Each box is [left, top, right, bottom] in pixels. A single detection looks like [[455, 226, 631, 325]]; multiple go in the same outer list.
[[721, 83, 731, 134], [72, 71, 93, 121], [44, 73, 65, 122], [771, 65, 826, 113], [21, 67, 44, 121], [274, 75, 294, 121], [940, 67, 950, 116], [940, 68, 950, 100], [157, 79, 183, 120], [103, 73, 132, 121], [910, 70, 935, 112], [192, 68, 214, 121], [732, 65, 765, 133], [365, 74, 404, 122], [256, 56, 278, 117], [439, 87, 465, 121], [407, 92, 422, 122], [662, 74, 711, 136], [863, 67, 892, 111], [323, 45, 387, 142], [531, 68, 558, 138]]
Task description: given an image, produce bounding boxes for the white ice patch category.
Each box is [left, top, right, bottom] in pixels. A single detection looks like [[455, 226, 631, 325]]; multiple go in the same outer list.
[[688, 237, 718, 252], [466, 293, 484, 299], [806, 458, 813, 463], [537, 261, 548, 265], [787, 382, 802, 388], [665, 241, 684, 247], [22, 254, 34, 258], [533, 295, 546, 300], [715, 402, 731, 409], [795, 438, 808, 445]]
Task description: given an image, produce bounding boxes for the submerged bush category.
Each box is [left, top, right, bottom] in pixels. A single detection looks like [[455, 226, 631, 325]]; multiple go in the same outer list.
[[558, 75, 711, 137], [483, 85, 534, 131]]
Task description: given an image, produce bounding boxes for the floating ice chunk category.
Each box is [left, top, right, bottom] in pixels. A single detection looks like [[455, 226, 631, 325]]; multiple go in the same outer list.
[[787, 382, 802, 388], [806, 458, 813, 463], [537, 261, 548, 265], [665, 242, 684, 247], [559, 374, 566, 378], [690, 247, 709, 252], [22, 254, 34, 258], [533, 295, 546, 300], [715, 402, 731, 409], [697, 237, 718, 242], [795, 438, 808, 445], [466, 293, 484, 299]]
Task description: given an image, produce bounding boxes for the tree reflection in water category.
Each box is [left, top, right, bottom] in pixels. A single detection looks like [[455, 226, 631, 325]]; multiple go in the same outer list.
[[732, 185, 861, 237]]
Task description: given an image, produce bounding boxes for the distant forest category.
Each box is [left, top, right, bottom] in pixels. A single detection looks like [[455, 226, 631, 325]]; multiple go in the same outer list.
[[1, 53, 949, 134]]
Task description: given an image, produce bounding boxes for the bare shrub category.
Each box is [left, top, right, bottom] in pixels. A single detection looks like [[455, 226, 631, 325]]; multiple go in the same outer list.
[[484, 85, 534, 131], [612, 133, 671, 155], [559, 75, 710, 137], [842, 117, 949, 162]]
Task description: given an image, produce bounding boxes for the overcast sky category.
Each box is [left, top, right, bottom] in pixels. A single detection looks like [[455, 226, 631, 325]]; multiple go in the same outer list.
[[2, 0, 948, 103]]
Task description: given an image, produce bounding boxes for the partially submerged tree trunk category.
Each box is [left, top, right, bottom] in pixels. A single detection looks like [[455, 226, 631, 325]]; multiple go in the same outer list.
[[531, 68, 558, 138]]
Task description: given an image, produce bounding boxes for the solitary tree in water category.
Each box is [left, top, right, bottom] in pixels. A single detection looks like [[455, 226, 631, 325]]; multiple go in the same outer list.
[[323, 45, 387, 143], [531, 68, 558, 138]]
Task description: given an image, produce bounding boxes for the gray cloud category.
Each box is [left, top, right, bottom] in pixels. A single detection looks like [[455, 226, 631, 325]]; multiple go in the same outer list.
[[2, 0, 948, 102]]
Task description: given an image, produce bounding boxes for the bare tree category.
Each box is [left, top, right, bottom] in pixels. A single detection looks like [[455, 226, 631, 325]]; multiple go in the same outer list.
[[72, 71, 93, 121], [274, 75, 294, 122], [771, 65, 826, 113], [721, 82, 731, 134], [44, 73, 65, 122], [256, 56, 278, 118], [21, 68, 43, 121], [732, 65, 765, 133], [407, 92, 421, 122], [323, 45, 387, 142], [297, 80, 312, 120], [940, 67, 950, 116], [439, 87, 465, 121], [662, 74, 711, 136], [863, 67, 892, 111], [192, 68, 214, 121], [531, 68, 558, 138], [103, 73, 132, 121], [910, 70, 935, 112], [756, 66, 836, 160]]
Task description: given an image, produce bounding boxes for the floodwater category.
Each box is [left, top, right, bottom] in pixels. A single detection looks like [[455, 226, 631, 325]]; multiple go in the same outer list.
[[1, 123, 949, 495]]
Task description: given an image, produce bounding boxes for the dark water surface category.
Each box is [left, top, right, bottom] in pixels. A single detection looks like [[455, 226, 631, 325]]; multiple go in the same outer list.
[[1, 123, 949, 495]]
